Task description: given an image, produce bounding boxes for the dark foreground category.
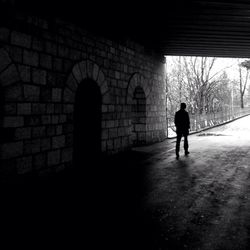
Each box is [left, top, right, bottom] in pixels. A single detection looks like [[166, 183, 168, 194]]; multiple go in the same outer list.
[[3, 116, 250, 249], [0, 150, 156, 249]]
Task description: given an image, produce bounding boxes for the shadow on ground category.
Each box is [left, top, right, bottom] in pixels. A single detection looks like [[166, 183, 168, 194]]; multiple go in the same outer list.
[[0, 150, 161, 249]]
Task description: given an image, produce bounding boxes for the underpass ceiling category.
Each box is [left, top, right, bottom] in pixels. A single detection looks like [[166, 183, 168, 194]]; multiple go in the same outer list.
[[3, 0, 250, 58]]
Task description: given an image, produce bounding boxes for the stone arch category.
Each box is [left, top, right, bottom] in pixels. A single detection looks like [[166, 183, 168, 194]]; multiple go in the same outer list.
[[127, 72, 150, 146], [126, 72, 151, 105], [63, 59, 109, 104], [63, 60, 109, 161], [131, 86, 147, 146], [0, 48, 21, 144], [0, 47, 21, 87]]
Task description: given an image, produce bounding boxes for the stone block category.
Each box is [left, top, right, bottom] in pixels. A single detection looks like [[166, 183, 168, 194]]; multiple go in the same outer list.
[[41, 87, 52, 102], [59, 114, 67, 123], [54, 104, 62, 114], [102, 93, 110, 104], [53, 57, 63, 72], [23, 50, 39, 66], [45, 41, 57, 56], [32, 103, 46, 114], [107, 139, 114, 150], [0, 64, 20, 86], [34, 152, 47, 170], [63, 88, 75, 104], [11, 31, 31, 48], [47, 149, 60, 166], [24, 115, 40, 126], [40, 53, 52, 69], [23, 84, 40, 101], [47, 72, 57, 87], [1, 141, 23, 159], [41, 115, 51, 125], [15, 127, 31, 140], [97, 69, 105, 85], [32, 37, 44, 51], [58, 45, 69, 58], [72, 64, 82, 83], [17, 103, 31, 115], [24, 139, 41, 154], [66, 73, 78, 92], [0, 49, 11, 72], [109, 128, 117, 138], [52, 88, 62, 102], [87, 61, 93, 78], [61, 147, 73, 163], [114, 138, 121, 149], [65, 133, 73, 147], [102, 129, 108, 140], [16, 156, 32, 174], [46, 126, 56, 136], [106, 120, 115, 128], [3, 116, 24, 128], [100, 82, 109, 95], [4, 103, 17, 115], [93, 63, 99, 81], [63, 59, 73, 72], [41, 137, 51, 151], [32, 126, 46, 138], [32, 68, 46, 85], [51, 115, 59, 124], [115, 71, 120, 79], [56, 125, 63, 135], [46, 103, 54, 114], [18, 65, 31, 82]]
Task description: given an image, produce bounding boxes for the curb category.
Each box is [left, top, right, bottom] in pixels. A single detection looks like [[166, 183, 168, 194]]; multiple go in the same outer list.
[[166, 113, 250, 140]]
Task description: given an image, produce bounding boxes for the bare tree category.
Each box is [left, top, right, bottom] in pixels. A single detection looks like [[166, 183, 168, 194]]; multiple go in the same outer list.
[[166, 56, 233, 116], [238, 60, 250, 108]]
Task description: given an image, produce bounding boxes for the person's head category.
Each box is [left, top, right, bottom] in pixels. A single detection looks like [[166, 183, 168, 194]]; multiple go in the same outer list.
[[180, 103, 186, 110]]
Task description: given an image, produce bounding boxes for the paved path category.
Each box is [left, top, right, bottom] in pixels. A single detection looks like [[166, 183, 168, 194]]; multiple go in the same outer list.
[[135, 115, 250, 249]]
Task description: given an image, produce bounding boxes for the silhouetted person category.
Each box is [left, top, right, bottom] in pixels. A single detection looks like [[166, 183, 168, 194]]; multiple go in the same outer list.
[[174, 103, 190, 159]]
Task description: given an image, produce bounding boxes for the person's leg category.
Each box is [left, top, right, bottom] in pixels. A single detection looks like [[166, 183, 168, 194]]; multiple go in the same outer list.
[[176, 133, 182, 158], [184, 135, 189, 155]]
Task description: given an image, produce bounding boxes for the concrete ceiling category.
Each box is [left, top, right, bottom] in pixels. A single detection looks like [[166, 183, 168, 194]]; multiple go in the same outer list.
[[160, 0, 250, 58], [3, 0, 250, 58]]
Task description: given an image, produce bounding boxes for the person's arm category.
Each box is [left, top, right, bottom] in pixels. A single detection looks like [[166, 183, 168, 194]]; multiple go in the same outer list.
[[187, 113, 190, 129]]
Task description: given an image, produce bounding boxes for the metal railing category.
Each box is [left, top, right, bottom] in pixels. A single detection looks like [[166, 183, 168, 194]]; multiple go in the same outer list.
[[167, 106, 250, 138]]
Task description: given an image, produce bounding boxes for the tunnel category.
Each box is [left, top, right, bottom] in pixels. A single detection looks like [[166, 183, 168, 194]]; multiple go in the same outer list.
[[2, 1, 250, 249]]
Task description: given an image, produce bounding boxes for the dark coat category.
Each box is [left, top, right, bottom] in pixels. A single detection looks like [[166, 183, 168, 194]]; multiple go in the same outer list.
[[174, 109, 190, 134]]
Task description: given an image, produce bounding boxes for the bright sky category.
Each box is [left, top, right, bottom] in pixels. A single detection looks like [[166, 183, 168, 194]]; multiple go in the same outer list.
[[166, 56, 250, 81]]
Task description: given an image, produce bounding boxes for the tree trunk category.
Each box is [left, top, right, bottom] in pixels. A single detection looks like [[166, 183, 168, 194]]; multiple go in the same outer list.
[[241, 94, 244, 108]]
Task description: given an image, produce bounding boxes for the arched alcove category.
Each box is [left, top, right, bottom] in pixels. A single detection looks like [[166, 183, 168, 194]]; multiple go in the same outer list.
[[132, 86, 146, 146], [127, 72, 151, 147], [0, 48, 21, 144], [63, 59, 110, 167], [73, 79, 102, 167]]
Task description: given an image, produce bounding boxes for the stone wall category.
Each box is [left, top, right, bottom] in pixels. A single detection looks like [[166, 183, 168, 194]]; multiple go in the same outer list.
[[0, 11, 166, 177]]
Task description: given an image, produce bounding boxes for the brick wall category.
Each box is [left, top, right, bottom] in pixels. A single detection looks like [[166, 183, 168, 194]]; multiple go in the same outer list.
[[0, 12, 166, 177]]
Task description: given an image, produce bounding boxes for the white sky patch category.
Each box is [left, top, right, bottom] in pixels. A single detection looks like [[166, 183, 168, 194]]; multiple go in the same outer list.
[[165, 56, 249, 81]]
